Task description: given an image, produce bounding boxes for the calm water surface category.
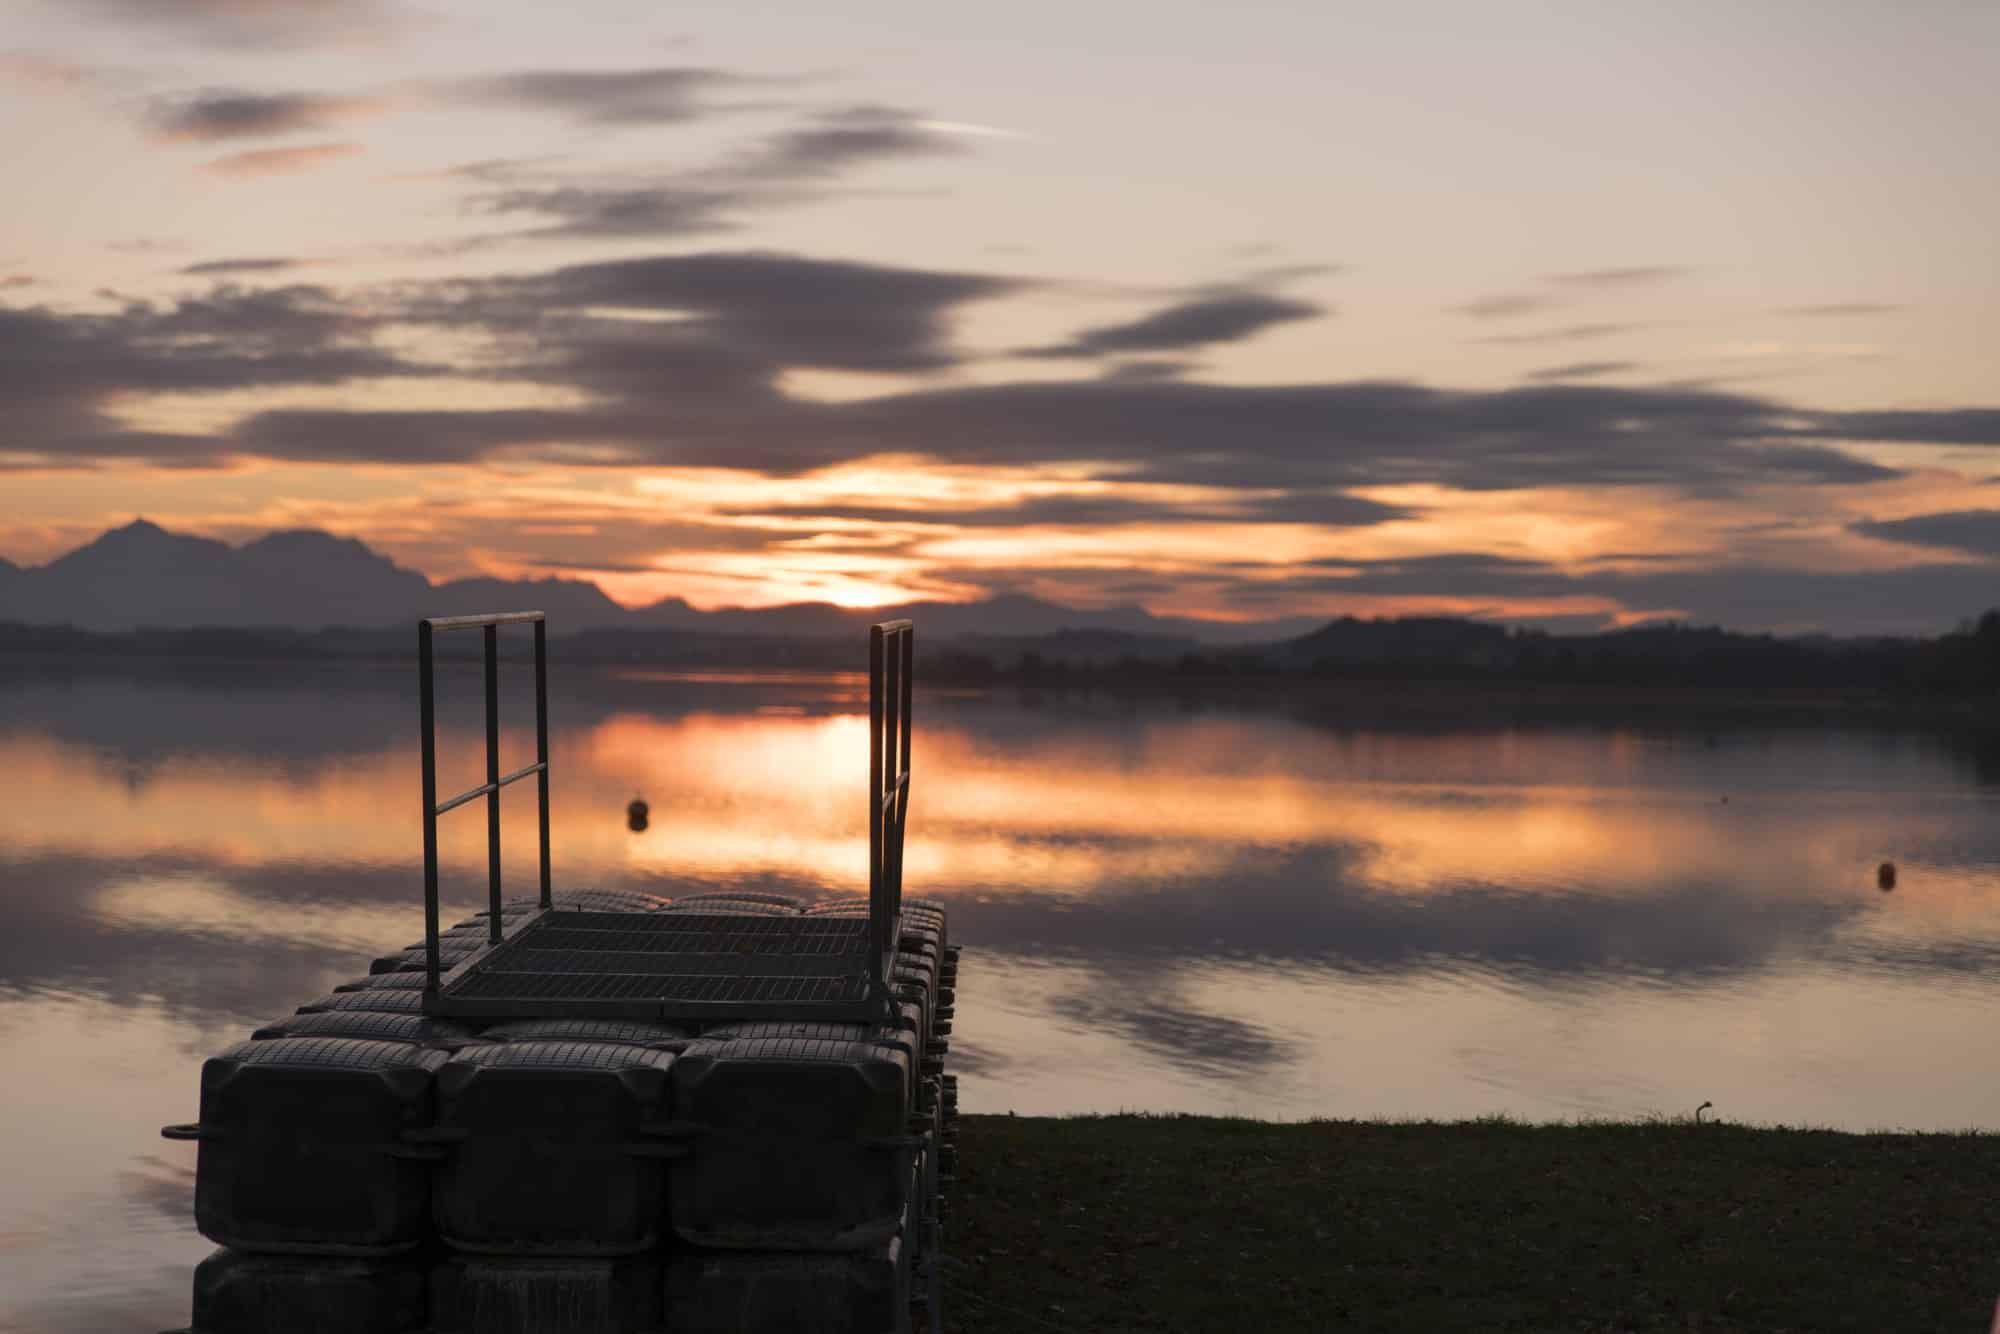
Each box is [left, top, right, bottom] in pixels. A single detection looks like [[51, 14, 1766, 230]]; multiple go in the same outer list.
[[5, 657, 2000, 1330]]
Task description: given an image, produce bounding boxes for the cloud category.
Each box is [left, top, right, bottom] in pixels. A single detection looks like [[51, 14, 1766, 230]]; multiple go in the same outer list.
[[439, 66, 755, 127], [1473, 322, 1641, 346], [725, 489, 1408, 530], [730, 104, 965, 181], [179, 257, 310, 276], [1821, 410, 2000, 446], [204, 143, 360, 177], [1852, 509, 2000, 557], [509, 250, 1027, 373], [1451, 292, 1552, 319], [0, 247, 1952, 513], [465, 184, 742, 241], [106, 237, 187, 255], [65, 0, 403, 49], [1524, 360, 1639, 382], [1, 274, 34, 290], [0, 286, 428, 468], [148, 90, 385, 141], [1027, 292, 1324, 359], [0, 52, 105, 90], [1547, 266, 1689, 288], [1780, 303, 1902, 318], [457, 104, 967, 242]]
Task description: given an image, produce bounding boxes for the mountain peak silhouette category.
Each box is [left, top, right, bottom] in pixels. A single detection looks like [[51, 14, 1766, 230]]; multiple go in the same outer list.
[[0, 521, 1320, 642]]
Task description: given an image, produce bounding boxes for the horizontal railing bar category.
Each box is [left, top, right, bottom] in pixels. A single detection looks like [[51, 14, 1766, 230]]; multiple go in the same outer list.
[[434, 761, 545, 815], [873, 618, 913, 634], [423, 611, 546, 631]]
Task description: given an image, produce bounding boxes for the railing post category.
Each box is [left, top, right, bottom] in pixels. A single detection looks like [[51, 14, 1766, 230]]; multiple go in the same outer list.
[[420, 620, 441, 994], [869, 623, 886, 987], [484, 623, 502, 945], [896, 625, 913, 924], [534, 618, 551, 911]]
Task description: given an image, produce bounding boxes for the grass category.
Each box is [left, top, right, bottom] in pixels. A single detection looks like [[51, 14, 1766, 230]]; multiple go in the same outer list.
[[943, 1113, 2000, 1333]]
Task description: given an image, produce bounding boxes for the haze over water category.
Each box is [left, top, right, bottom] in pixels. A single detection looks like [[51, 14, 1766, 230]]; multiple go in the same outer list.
[[5, 658, 2000, 1329]]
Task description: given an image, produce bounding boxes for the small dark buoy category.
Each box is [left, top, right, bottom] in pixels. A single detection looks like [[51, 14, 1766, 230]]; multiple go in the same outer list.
[[626, 797, 649, 833], [1878, 860, 1896, 891]]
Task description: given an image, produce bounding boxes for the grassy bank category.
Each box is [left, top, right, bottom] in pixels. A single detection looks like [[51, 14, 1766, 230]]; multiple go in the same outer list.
[[944, 1114, 2000, 1333]]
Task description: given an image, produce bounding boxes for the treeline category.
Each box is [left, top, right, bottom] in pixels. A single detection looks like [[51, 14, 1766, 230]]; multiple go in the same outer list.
[[925, 612, 2000, 692], [8, 612, 2000, 694]]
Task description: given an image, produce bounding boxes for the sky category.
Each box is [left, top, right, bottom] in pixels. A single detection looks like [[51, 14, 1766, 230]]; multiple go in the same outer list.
[[1, 0, 1996, 634]]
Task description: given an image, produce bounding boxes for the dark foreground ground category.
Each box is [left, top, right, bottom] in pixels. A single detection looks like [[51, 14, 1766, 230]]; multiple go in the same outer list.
[[944, 1114, 2000, 1333]]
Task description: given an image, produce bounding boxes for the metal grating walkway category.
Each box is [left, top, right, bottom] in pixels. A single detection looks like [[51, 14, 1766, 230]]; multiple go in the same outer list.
[[425, 910, 894, 1022]]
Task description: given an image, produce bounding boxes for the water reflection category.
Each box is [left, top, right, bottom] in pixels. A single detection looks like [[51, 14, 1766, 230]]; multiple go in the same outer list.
[[7, 660, 2000, 1328]]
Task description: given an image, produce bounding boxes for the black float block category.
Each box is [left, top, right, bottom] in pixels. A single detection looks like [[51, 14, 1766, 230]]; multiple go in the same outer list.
[[192, 1038, 447, 1254], [703, 1009, 925, 1068], [296, 989, 428, 1016], [433, 1041, 677, 1255], [373, 938, 483, 974], [190, 1247, 426, 1334], [470, 889, 674, 917], [661, 893, 805, 916], [663, 1236, 910, 1334], [804, 897, 946, 957], [671, 1034, 915, 1250], [251, 1012, 487, 1048], [337, 970, 432, 992], [483, 1018, 690, 1047], [430, 1255, 662, 1334]]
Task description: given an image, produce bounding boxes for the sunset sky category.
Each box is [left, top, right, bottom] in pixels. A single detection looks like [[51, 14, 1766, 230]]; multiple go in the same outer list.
[[2, 0, 1996, 633]]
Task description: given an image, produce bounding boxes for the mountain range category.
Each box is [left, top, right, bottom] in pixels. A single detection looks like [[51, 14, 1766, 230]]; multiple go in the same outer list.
[[0, 520, 1323, 644]]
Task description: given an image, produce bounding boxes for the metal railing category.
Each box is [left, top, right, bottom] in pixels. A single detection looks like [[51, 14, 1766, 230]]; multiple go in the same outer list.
[[418, 611, 550, 995], [869, 619, 914, 988]]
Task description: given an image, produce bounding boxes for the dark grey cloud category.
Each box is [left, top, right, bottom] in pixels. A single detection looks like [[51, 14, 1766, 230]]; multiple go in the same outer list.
[[1853, 510, 2000, 557], [512, 250, 1025, 373], [2, 247, 1964, 509], [1451, 292, 1552, 319], [1547, 266, 1689, 288], [1524, 360, 1639, 382], [732, 105, 963, 182], [723, 489, 1408, 530], [457, 104, 964, 243], [441, 66, 752, 127], [820, 379, 1898, 493], [147, 90, 382, 141], [1027, 292, 1323, 359], [0, 286, 427, 468], [1821, 410, 2000, 446], [1780, 303, 1902, 318], [179, 257, 309, 275], [466, 184, 742, 240], [1473, 322, 1641, 346]]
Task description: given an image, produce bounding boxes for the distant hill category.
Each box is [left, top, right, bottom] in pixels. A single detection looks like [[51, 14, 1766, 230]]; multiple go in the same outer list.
[[0, 519, 1319, 643]]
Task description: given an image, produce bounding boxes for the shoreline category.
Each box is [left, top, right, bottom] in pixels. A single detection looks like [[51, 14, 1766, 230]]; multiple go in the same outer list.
[[8, 643, 2000, 733]]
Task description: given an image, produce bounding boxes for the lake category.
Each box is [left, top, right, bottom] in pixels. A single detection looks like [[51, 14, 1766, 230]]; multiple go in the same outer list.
[[4, 655, 2000, 1331]]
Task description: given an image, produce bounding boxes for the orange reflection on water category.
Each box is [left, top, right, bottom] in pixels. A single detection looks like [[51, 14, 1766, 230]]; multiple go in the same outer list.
[[3, 712, 1993, 927]]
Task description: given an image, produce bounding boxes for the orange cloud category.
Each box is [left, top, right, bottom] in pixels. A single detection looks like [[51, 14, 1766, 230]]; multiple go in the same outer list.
[[204, 142, 360, 178]]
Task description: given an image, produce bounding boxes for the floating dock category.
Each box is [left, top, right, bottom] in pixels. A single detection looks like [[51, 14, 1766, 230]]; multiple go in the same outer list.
[[162, 616, 959, 1334]]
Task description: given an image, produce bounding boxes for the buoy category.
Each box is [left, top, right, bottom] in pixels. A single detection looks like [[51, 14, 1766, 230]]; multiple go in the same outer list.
[[1878, 861, 1896, 891], [627, 797, 649, 833]]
